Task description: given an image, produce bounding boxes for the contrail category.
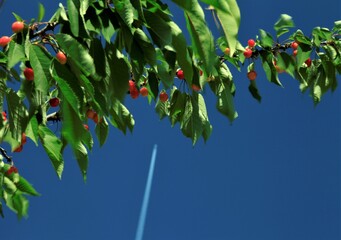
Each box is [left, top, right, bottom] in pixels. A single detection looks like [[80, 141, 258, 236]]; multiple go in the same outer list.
[[135, 144, 158, 240]]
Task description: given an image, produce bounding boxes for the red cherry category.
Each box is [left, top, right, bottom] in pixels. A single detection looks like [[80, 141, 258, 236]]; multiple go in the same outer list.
[[291, 41, 299, 49], [6, 166, 18, 175], [243, 48, 253, 58], [159, 91, 168, 102], [49, 97, 60, 107], [305, 58, 312, 67], [0, 36, 11, 47], [128, 80, 135, 87], [247, 70, 257, 81], [83, 124, 89, 131], [2, 111, 7, 121], [56, 51, 67, 65], [11, 21, 25, 33], [21, 133, 27, 145], [86, 109, 96, 119], [140, 87, 148, 97], [13, 144, 23, 153], [224, 47, 230, 55], [23, 67, 34, 81], [293, 49, 298, 57], [92, 113, 100, 124], [275, 65, 285, 73], [247, 39, 256, 48], [191, 84, 201, 91], [176, 69, 185, 79], [130, 88, 139, 99], [199, 70, 203, 76]]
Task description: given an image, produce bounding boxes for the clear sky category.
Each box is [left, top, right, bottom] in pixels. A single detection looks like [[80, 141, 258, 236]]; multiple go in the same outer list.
[[1, 1, 340, 240]]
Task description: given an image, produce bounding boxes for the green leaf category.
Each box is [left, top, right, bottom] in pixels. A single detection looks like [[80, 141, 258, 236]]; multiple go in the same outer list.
[[321, 55, 337, 92], [66, 0, 89, 38], [12, 193, 29, 219], [61, 100, 87, 149], [29, 44, 52, 94], [169, 87, 186, 126], [7, 41, 25, 69], [144, 9, 172, 47], [0, 52, 7, 64], [259, 29, 274, 48], [155, 97, 170, 119], [168, 21, 193, 81], [12, 12, 23, 21], [89, 38, 107, 79], [50, 59, 84, 116], [333, 20, 341, 32], [312, 27, 333, 46], [108, 99, 135, 134], [95, 117, 109, 147], [213, 0, 240, 56], [106, 44, 130, 102], [147, 70, 159, 100], [6, 89, 29, 142], [260, 51, 282, 86], [0, 202, 4, 218], [15, 176, 40, 196], [209, 80, 237, 122], [38, 125, 64, 179], [277, 52, 296, 78], [274, 14, 294, 38], [37, 3, 45, 22], [67, 0, 81, 37], [248, 80, 262, 102], [113, 0, 136, 30], [296, 44, 312, 68], [3, 176, 17, 194], [25, 116, 39, 146], [155, 49, 173, 88], [134, 28, 157, 67], [182, 1, 217, 75], [180, 93, 212, 145], [98, 9, 116, 42], [73, 142, 89, 182], [55, 33, 96, 77], [293, 30, 312, 45]]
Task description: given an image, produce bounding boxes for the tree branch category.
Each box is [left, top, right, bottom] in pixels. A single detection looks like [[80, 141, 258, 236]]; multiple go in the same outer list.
[[0, 146, 13, 164]]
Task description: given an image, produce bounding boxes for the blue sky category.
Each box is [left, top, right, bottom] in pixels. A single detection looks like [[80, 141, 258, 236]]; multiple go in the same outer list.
[[1, 1, 340, 240]]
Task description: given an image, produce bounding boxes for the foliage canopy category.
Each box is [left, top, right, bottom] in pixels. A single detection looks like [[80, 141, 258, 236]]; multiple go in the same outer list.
[[0, 0, 340, 218]]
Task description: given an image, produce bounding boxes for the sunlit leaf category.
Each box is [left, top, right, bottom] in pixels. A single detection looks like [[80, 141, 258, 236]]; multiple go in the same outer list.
[[274, 14, 294, 38], [37, 3, 45, 22], [73, 142, 89, 182], [38, 125, 64, 179], [7, 41, 25, 69], [55, 33, 96, 77], [16, 176, 40, 196], [108, 99, 135, 134]]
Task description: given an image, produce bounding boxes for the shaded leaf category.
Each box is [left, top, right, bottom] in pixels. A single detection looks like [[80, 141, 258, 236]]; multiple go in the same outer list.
[[50, 59, 84, 116], [168, 21, 193, 81], [95, 117, 109, 147], [248, 80, 262, 102]]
